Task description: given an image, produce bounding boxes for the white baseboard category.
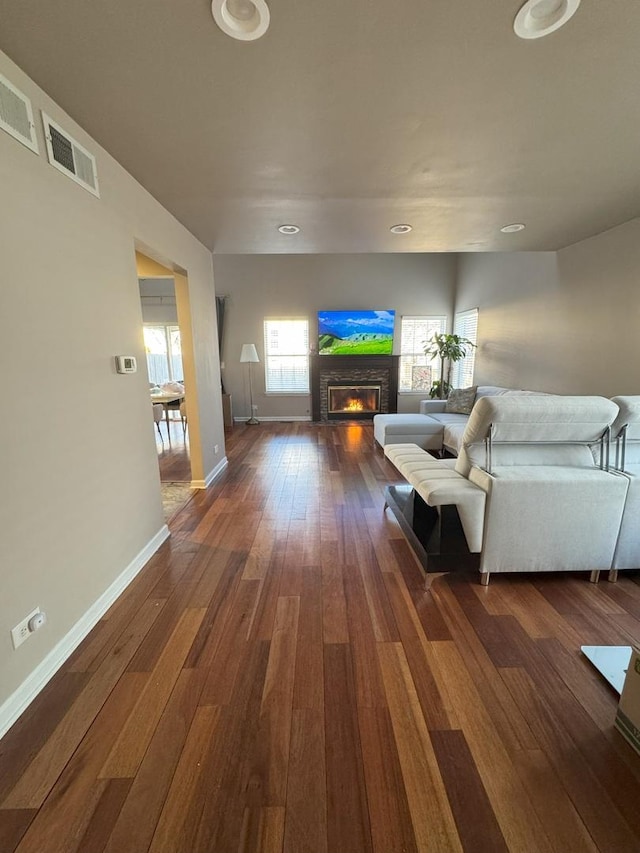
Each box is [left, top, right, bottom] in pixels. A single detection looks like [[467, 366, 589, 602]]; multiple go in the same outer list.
[[0, 524, 170, 741], [191, 455, 228, 489], [233, 416, 312, 423]]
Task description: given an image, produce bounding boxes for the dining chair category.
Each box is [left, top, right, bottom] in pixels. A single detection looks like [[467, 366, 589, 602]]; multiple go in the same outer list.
[[152, 403, 165, 443]]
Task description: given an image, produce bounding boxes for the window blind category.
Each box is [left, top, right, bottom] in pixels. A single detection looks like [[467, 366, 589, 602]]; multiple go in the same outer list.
[[398, 315, 446, 392], [451, 308, 478, 389], [263, 319, 310, 394]]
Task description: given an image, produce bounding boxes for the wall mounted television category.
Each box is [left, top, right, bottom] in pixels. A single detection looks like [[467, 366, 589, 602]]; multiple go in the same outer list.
[[318, 309, 395, 355]]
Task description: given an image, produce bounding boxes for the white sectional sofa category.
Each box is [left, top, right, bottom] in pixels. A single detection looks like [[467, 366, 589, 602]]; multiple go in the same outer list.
[[374, 385, 546, 455], [384, 395, 629, 586], [609, 396, 640, 579]]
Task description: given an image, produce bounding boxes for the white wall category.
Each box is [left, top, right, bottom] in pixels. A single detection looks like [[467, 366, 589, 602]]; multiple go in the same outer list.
[[455, 218, 640, 395], [213, 253, 457, 419], [0, 50, 224, 728]]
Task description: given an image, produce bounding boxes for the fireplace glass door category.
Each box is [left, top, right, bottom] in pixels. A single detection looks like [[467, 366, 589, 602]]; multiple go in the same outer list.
[[328, 385, 381, 417]]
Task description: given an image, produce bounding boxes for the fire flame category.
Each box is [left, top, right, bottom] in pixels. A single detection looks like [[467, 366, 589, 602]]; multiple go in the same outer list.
[[345, 399, 364, 411]]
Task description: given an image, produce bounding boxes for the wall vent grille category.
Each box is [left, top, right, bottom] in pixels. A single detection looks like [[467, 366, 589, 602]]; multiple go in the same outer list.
[[42, 112, 100, 197], [0, 73, 38, 153]]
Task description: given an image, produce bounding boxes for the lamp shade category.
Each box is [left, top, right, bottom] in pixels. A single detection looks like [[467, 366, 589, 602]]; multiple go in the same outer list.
[[240, 343, 260, 363]]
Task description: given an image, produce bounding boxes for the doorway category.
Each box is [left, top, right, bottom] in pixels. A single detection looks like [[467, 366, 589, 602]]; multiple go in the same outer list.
[[137, 254, 194, 521]]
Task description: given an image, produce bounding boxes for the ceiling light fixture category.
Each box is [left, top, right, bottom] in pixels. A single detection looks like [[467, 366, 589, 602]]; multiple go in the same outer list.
[[211, 0, 270, 41], [500, 223, 526, 233], [390, 224, 412, 234], [514, 0, 581, 40], [278, 224, 300, 234]]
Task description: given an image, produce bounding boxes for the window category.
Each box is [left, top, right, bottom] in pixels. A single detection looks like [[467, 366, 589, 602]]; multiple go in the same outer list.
[[399, 315, 447, 392], [451, 308, 479, 388], [263, 319, 309, 394], [143, 324, 183, 385]]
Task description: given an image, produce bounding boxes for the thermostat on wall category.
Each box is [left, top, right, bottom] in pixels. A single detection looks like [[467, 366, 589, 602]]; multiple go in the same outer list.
[[115, 355, 137, 373]]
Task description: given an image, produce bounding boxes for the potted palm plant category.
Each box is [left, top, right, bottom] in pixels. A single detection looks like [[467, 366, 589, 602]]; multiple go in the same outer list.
[[424, 332, 476, 399]]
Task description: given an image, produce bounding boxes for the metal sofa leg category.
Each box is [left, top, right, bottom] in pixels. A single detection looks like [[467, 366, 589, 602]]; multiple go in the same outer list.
[[608, 569, 619, 583], [480, 572, 490, 586], [589, 569, 601, 583]]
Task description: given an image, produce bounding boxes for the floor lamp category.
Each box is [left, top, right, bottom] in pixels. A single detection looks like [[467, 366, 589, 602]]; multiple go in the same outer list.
[[240, 343, 260, 424]]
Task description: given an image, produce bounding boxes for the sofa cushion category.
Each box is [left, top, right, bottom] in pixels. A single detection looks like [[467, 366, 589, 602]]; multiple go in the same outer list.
[[384, 443, 447, 467], [373, 413, 444, 450], [611, 395, 640, 442], [474, 385, 549, 399], [385, 444, 486, 553], [426, 413, 470, 425], [475, 386, 513, 398], [374, 414, 443, 436], [462, 395, 618, 445], [419, 400, 447, 415], [446, 386, 477, 414], [455, 395, 619, 477], [443, 423, 468, 455]]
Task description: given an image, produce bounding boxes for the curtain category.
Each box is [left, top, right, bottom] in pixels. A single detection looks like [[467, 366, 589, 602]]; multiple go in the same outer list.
[[216, 295, 227, 392]]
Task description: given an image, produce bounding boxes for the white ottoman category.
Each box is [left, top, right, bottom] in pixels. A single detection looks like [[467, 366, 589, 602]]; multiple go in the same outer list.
[[373, 413, 444, 450]]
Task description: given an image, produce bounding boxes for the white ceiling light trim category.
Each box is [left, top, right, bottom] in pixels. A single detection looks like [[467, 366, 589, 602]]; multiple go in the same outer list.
[[500, 223, 526, 233], [211, 0, 270, 41], [278, 224, 300, 234], [390, 224, 412, 234], [514, 0, 581, 40]]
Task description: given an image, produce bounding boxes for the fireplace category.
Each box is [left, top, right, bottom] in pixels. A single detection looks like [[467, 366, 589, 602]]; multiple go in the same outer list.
[[328, 384, 381, 419], [310, 355, 399, 422]]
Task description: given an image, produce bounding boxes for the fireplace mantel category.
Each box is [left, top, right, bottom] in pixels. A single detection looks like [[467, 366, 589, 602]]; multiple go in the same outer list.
[[310, 354, 399, 422]]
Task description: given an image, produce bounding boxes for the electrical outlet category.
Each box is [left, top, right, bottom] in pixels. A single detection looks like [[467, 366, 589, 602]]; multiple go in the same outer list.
[[252, 404, 258, 412], [214, 444, 219, 454], [11, 607, 42, 650]]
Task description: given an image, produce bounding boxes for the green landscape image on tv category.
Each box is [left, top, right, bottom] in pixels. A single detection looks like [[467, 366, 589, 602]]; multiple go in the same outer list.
[[318, 310, 395, 355]]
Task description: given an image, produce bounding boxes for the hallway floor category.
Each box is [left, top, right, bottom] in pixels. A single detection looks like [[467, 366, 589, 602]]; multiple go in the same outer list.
[[1, 423, 640, 852]]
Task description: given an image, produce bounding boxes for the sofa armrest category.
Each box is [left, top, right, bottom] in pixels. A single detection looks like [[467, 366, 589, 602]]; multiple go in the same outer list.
[[420, 400, 447, 414]]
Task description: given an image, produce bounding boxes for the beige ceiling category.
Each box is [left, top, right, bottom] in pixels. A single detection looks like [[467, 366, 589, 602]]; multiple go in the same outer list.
[[1, 0, 639, 253]]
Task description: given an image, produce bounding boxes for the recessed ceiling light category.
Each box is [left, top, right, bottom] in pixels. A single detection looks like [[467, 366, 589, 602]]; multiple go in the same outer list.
[[211, 0, 270, 41], [278, 224, 300, 235], [390, 224, 412, 234], [514, 0, 581, 40], [500, 223, 526, 234]]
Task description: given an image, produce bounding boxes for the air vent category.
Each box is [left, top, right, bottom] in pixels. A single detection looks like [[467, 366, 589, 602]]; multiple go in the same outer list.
[[41, 112, 100, 197], [0, 73, 38, 153]]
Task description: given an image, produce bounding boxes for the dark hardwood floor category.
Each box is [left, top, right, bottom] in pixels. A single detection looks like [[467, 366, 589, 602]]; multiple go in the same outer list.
[[156, 418, 191, 483], [2, 422, 640, 852]]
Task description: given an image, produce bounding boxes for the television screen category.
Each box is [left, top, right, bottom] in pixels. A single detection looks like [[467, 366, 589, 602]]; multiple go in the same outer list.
[[318, 310, 395, 355]]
